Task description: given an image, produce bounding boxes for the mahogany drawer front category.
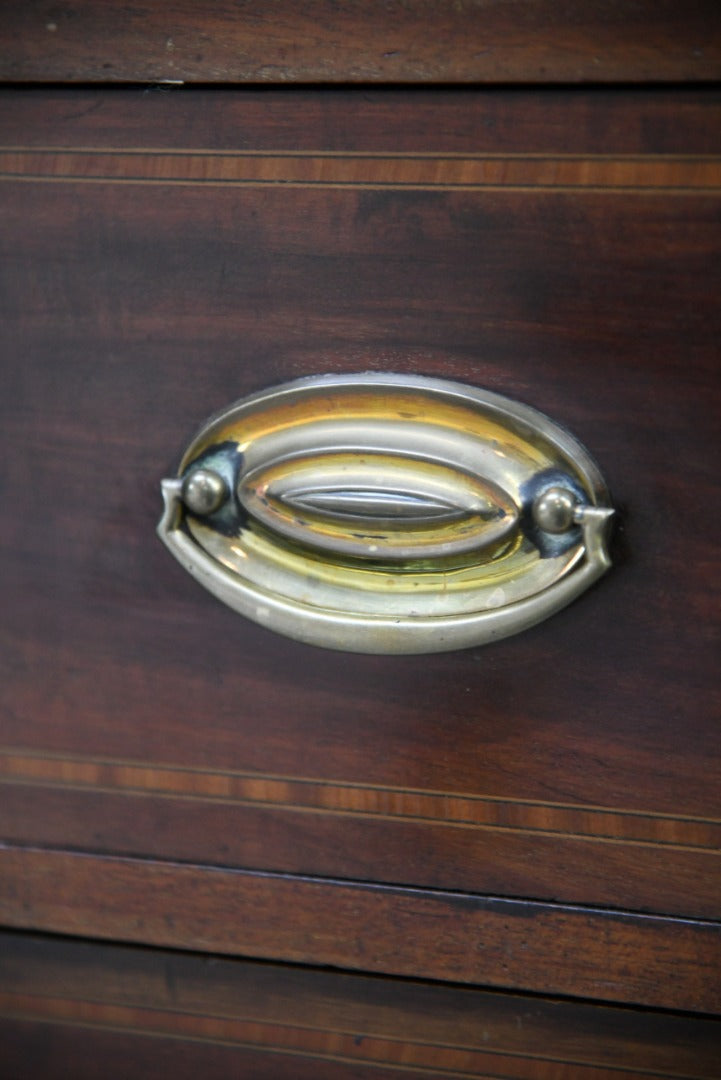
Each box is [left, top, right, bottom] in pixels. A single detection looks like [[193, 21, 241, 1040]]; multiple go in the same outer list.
[[1, 930, 720, 1080], [2, 1, 720, 85], [0, 87, 720, 1009]]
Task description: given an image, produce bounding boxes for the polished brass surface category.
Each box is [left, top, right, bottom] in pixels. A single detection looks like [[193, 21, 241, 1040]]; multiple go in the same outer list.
[[159, 374, 613, 653], [181, 468, 228, 516]]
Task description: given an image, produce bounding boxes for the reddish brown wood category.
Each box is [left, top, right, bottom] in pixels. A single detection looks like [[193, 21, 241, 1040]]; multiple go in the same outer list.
[[1, 931, 720, 1079], [4, 87, 721, 156], [1, 88, 720, 1038], [0, 1026, 418, 1080], [0, 89, 719, 935], [3, 145, 721, 191], [2, 768, 719, 921], [1, 848, 720, 1013], [1, 1, 720, 84]]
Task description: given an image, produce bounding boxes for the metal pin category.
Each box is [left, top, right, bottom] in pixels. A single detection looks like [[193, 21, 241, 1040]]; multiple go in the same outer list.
[[181, 468, 228, 516], [532, 486, 578, 533]]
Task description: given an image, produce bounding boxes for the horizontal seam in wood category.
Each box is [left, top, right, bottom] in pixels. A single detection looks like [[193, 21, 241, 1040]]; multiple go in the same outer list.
[[3, 147, 721, 161], [5, 843, 721, 927], [0, 172, 718, 195]]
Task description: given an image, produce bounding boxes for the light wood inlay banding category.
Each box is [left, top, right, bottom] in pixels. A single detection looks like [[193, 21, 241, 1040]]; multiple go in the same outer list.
[[2, 748, 720, 850], [0, 149, 720, 192]]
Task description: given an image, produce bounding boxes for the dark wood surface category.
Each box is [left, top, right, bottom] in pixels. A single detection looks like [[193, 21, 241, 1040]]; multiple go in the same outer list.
[[1, 87, 720, 1009], [1, 1, 720, 85], [5, 86, 721, 155], [1, 851, 720, 1014], [2, 930, 720, 1079]]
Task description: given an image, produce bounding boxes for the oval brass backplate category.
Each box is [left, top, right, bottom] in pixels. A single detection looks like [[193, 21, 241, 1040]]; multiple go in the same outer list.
[[158, 373, 613, 653]]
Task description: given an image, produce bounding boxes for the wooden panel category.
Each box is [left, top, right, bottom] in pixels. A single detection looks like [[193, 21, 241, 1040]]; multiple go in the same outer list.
[[1, 931, 720, 1079], [5, 87, 721, 155], [0, 90, 719, 937], [1, 1, 720, 84], [1, 848, 720, 1013], [2, 757, 719, 922]]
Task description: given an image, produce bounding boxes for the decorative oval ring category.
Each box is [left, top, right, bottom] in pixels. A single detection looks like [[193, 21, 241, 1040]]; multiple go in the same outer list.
[[158, 373, 614, 653]]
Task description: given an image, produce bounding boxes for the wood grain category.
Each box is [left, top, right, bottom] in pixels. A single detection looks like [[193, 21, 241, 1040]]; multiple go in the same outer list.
[[1, 89, 720, 1029], [2, 147, 720, 192], [2, 748, 720, 920], [1, 1, 720, 84], [0, 88, 719, 929], [4, 748, 719, 846], [5, 87, 721, 156], [1, 930, 720, 1079], [2, 848, 721, 1013]]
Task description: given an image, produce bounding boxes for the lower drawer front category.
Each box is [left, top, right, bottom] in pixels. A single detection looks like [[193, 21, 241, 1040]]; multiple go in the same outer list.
[[1, 931, 719, 1080]]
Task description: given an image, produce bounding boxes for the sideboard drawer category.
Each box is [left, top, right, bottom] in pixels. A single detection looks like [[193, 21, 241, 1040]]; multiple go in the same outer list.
[[2, 930, 720, 1079], [1, 86, 720, 1016]]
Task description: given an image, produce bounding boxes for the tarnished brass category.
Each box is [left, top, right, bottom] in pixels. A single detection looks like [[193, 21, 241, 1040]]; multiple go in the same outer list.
[[158, 373, 613, 653]]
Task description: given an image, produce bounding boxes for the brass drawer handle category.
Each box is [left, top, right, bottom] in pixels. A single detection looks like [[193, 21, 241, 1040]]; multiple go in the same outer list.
[[158, 373, 613, 653]]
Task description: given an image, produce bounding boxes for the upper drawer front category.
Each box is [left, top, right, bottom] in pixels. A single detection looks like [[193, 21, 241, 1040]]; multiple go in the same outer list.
[[0, 89, 719, 929]]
